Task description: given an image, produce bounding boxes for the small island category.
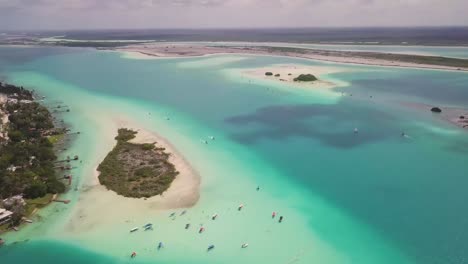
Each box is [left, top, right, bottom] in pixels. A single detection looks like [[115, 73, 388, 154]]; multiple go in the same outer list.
[[97, 128, 179, 198], [431, 107, 442, 113]]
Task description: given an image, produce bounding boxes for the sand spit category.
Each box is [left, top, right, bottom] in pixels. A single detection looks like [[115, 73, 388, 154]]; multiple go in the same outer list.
[[114, 43, 468, 72]]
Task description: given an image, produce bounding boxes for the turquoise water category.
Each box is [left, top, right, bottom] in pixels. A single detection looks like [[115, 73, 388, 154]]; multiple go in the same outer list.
[[0, 46, 467, 264]]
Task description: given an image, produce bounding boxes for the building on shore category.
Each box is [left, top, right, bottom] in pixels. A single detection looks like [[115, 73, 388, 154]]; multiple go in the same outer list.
[[0, 208, 13, 225]]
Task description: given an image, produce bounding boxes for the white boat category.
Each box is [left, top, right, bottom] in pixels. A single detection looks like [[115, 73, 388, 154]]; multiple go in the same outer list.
[[130, 227, 139, 233], [241, 243, 249, 248]]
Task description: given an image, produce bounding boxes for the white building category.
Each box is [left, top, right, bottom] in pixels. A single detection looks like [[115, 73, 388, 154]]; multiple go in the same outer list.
[[0, 208, 13, 225]]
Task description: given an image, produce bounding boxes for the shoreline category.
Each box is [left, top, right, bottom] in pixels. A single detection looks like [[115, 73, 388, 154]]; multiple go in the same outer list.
[[113, 44, 468, 72], [0, 86, 71, 235]]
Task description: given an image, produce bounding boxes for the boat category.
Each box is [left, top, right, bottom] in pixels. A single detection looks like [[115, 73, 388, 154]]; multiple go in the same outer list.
[[180, 210, 187, 216], [169, 212, 176, 217], [143, 223, 152, 228], [354, 128, 359, 133], [185, 223, 190, 229], [211, 213, 218, 220], [207, 245, 215, 251], [241, 243, 249, 248], [158, 242, 164, 250], [209, 136, 215, 140], [144, 225, 153, 231], [130, 227, 139, 233]]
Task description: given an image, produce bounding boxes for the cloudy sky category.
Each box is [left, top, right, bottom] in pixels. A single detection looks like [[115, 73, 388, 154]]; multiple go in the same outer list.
[[0, 0, 467, 30]]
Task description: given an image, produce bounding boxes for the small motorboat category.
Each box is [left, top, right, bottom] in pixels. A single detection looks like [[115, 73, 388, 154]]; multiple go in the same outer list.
[[238, 204, 244, 211], [207, 245, 215, 251], [211, 213, 218, 220], [130, 227, 139, 233], [354, 128, 359, 134], [241, 243, 249, 248], [144, 225, 153, 231], [158, 242, 164, 250], [169, 212, 176, 217], [143, 223, 152, 228], [180, 210, 187, 216]]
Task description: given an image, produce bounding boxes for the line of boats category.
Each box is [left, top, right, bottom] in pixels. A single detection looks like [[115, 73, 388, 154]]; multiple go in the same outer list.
[[126, 198, 282, 258], [130, 223, 153, 233]]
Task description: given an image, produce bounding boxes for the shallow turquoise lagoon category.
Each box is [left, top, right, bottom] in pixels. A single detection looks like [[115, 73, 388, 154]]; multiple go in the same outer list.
[[0, 46, 467, 264]]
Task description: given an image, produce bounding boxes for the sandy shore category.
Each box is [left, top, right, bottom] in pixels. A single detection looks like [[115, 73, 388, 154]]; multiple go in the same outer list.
[[241, 64, 347, 89], [63, 117, 200, 235], [114, 43, 468, 72]]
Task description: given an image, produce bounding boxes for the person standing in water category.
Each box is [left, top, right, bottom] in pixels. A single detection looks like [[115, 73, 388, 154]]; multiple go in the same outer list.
[[272, 212, 276, 218], [279, 216, 284, 223], [131, 252, 137, 258]]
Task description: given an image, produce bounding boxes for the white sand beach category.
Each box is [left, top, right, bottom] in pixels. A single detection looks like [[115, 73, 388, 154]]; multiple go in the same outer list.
[[63, 116, 200, 235]]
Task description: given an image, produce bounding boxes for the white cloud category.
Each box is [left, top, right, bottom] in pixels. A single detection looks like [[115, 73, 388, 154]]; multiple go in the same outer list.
[[0, 0, 466, 29]]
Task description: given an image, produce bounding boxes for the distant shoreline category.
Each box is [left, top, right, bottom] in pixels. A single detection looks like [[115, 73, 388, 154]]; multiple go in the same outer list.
[[113, 44, 468, 72]]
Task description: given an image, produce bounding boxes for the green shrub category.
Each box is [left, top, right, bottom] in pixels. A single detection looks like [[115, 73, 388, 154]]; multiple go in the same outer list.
[[24, 181, 47, 199], [141, 143, 155, 150], [294, 74, 317, 82]]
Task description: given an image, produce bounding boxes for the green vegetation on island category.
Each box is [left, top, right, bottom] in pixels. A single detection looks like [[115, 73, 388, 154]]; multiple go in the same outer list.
[[0, 83, 66, 200], [294, 74, 318, 82], [97, 128, 178, 198]]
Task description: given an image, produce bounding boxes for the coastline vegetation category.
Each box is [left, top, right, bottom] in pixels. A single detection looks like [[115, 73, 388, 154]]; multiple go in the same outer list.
[[0, 83, 66, 228], [97, 128, 178, 198], [258, 46, 468, 69]]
